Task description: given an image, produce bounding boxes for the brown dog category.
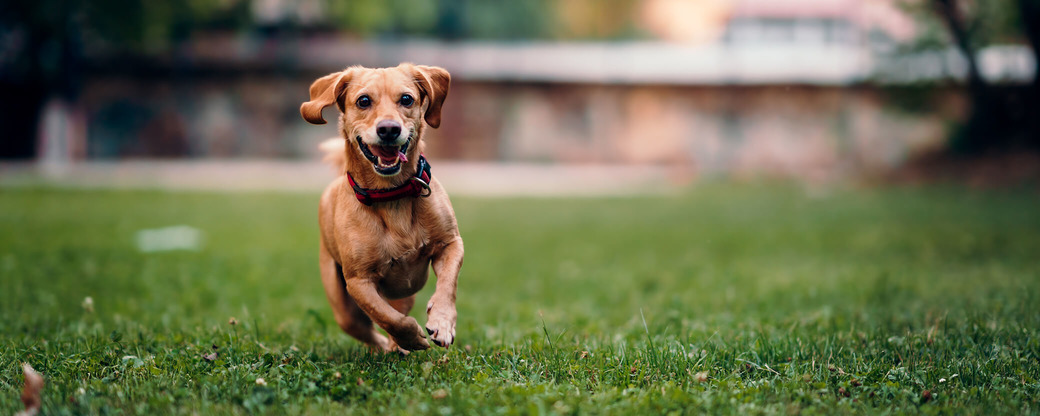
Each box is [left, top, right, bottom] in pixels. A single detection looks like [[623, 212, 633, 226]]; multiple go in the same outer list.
[[301, 63, 462, 353]]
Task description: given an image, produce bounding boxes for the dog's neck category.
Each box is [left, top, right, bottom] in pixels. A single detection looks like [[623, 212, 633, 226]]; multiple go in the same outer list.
[[343, 151, 423, 234], [346, 140, 425, 185]]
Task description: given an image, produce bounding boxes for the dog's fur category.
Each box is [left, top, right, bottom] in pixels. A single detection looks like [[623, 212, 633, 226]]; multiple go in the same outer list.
[[302, 63, 462, 353]]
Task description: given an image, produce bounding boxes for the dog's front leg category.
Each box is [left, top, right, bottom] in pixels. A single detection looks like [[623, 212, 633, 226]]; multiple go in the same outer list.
[[344, 277, 430, 352], [426, 237, 463, 347]]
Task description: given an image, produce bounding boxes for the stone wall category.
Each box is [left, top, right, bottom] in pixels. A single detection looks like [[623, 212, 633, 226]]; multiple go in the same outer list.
[[78, 74, 962, 181]]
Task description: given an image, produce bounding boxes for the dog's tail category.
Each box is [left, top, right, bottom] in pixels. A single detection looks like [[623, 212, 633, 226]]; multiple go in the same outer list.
[[318, 138, 346, 175]]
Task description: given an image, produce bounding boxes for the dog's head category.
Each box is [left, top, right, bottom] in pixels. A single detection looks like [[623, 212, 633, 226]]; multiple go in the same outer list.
[[301, 63, 450, 181]]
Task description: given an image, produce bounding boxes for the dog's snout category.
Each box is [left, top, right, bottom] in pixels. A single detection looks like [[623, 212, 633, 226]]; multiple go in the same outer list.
[[376, 120, 402, 142]]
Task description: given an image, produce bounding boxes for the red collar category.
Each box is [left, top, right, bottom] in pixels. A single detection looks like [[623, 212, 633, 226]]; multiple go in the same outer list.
[[347, 155, 432, 206]]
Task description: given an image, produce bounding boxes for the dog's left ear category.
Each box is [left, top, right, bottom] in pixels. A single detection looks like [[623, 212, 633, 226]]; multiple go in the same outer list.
[[411, 65, 451, 128], [300, 69, 355, 125]]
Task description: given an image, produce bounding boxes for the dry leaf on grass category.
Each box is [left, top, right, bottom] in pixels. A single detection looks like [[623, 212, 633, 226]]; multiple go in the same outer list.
[[15, 363, 44, 416], [202, 344, 219, 361]]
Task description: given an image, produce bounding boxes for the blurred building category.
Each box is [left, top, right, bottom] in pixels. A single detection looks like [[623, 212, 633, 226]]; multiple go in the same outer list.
[[38, 0, 1036, 181], [641, 0, 915, 46]]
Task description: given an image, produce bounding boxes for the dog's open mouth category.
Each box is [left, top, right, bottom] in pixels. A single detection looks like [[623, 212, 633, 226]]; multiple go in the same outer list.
[[357, 136, 410, 176]]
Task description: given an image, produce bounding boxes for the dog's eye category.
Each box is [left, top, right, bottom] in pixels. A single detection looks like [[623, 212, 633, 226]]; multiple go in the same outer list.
[[399, 94, 414, 107], [356, 95, 372, 109]]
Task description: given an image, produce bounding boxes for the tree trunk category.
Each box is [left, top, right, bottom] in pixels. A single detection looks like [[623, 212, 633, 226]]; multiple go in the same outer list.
[[932, 0, 985, 93], [932, 0, 997, 152], [1017, 0, 1040, 147]]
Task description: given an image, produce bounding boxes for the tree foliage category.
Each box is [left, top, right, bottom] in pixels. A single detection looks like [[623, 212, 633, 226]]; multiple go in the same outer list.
[[899, 0, 1027, 50], [897, 0, 1040, 152]]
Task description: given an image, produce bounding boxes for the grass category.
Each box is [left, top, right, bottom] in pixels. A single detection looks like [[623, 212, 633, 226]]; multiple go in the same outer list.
[[1, 185, 1039, 414]]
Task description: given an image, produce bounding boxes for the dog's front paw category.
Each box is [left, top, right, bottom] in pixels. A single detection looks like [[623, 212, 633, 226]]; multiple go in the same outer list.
[[425, 298, 457, 348], [390, 316, 430, 352]]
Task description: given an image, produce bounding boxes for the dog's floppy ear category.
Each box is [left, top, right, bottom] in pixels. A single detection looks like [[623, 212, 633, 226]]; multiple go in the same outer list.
[[300, 69, 354, 125], [411, 65, 451, 128]]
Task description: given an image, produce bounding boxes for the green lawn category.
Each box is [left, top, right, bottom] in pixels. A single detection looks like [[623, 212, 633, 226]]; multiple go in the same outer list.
[[1, 185, 1038, 415]]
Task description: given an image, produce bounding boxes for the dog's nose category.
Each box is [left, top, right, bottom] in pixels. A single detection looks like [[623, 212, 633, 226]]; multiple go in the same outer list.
[[376, 120, 402, 142]]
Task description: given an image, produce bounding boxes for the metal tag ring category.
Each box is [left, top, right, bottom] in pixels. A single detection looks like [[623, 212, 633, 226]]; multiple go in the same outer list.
[[411, 177, 432, 197]]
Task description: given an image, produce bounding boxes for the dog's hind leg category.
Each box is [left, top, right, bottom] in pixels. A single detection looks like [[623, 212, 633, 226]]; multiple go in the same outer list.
[[320, 243, 391, 352]]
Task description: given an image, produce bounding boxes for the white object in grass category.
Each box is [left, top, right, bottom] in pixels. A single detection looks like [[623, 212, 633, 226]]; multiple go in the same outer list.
[[135, 226, 203, 252]]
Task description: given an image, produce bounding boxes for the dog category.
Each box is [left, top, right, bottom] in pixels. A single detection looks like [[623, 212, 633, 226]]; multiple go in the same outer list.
[[301, 63, 462, 353]]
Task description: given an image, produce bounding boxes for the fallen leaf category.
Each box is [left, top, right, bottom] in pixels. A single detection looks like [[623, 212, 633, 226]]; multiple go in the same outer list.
[[202, 352, 218, 361], [432, 389, 448, 399], [16, 363, 44, 416], [921, 390, 933, 404]]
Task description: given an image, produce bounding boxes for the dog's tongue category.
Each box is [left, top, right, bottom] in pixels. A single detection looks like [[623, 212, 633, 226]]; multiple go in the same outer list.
[[372, 145, 405, 164], [372, 145, 409, 165], [371, 145, 397, 159]]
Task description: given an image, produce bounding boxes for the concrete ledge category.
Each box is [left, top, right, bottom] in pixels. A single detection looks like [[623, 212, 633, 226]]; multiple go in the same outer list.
[[0, 161, 691, 197]]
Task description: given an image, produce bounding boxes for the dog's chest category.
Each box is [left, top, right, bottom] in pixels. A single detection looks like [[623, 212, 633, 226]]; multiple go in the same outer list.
[[331, 198, 446, 298], [377, 232, 429, 270], [372, 242, 428, 297], [372, 232, 432, 298]]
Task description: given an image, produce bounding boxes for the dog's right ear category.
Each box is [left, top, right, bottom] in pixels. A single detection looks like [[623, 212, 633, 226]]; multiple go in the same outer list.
[[300, 69, 354, 125]]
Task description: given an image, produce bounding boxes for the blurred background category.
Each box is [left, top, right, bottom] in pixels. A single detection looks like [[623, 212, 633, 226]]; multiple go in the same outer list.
[[2, 0, 1038, 191], [5, 3, 1040, 413]]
